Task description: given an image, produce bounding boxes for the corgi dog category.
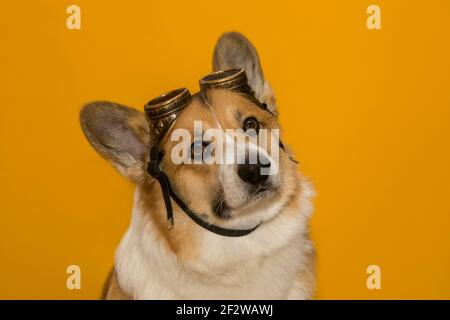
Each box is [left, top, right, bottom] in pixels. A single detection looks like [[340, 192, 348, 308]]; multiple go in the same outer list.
[[79, 32, 315, 300]]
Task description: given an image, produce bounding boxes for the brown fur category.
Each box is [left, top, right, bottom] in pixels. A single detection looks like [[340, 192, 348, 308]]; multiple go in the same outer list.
[[102, 269, 131, 300]]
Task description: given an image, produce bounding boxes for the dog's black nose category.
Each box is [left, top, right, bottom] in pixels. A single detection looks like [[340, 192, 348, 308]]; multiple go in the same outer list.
[[237, 162, 270, 185]]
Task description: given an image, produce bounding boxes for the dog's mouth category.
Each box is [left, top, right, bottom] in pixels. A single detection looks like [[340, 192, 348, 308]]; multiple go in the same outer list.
[[255, 185, 270, 195], [211, 184, 276, 219], [212, 196, 231, 219]]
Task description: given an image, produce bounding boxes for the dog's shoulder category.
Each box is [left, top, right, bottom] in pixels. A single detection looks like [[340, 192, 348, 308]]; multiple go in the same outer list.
[[102, 267, 131, 300]]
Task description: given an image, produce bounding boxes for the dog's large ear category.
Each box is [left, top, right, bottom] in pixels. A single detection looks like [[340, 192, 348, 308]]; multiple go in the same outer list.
[[80, 102, 150, 181], [213, 32, 277, 115]]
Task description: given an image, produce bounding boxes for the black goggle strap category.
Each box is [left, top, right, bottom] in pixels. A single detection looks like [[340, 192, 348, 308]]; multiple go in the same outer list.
[[147, 145, 174, 229]]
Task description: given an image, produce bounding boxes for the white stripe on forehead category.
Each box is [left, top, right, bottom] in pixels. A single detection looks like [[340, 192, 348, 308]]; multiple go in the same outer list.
[[204, 97, 223, 131]]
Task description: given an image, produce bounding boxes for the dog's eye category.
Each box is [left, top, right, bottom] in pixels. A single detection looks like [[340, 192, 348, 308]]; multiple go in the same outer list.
[[243, 117, 260, 133], [190, 141, 210, 160]]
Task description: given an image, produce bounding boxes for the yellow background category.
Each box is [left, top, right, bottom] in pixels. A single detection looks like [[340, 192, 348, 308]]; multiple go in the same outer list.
[[1, 0, 449, 299]]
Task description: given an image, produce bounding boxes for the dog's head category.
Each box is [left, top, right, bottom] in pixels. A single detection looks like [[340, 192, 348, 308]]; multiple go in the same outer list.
[[80, 32, 300, 231]]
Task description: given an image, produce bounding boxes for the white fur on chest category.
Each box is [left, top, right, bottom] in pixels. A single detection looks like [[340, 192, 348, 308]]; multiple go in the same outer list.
[[115, 184, 313, 299]]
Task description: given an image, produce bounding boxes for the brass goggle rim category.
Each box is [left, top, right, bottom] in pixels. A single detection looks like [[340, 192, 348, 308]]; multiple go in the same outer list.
[[144, 87, 191, 120], [199, 68, 248, 91], [145, 68, 251, 117]]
